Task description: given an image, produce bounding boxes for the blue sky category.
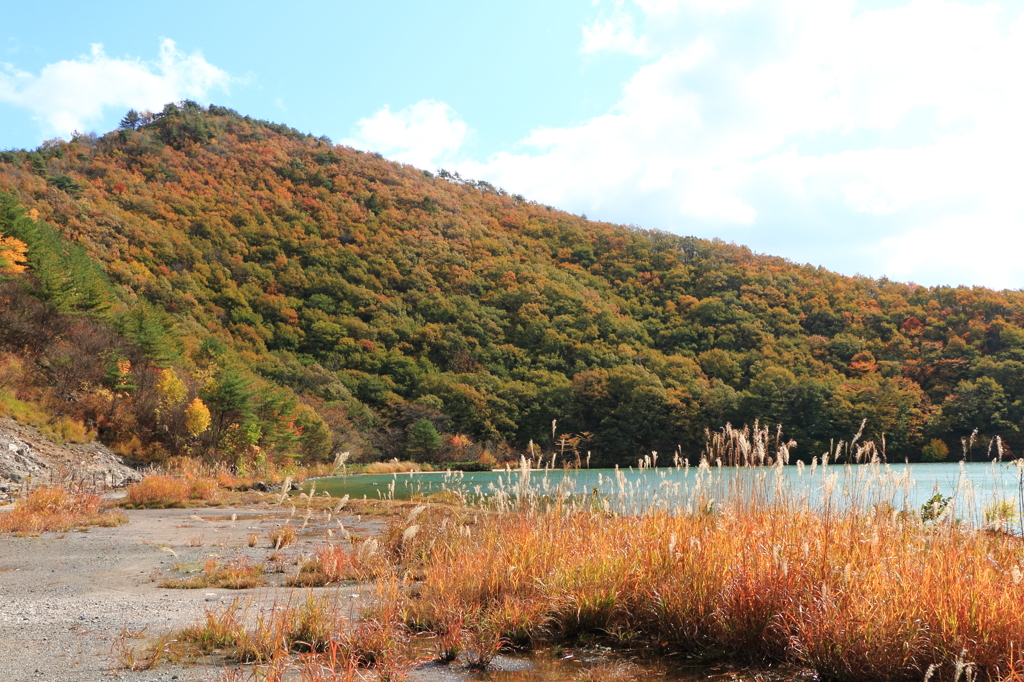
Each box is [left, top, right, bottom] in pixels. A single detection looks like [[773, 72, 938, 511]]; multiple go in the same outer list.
[[4, 0, 1024, 290]]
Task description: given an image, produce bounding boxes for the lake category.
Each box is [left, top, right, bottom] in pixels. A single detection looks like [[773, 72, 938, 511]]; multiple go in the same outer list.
[[303, 460, 1024, 521]]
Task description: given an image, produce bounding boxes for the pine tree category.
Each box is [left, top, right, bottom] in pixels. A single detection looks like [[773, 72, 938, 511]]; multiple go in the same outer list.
[[120, 110, 141, 130]]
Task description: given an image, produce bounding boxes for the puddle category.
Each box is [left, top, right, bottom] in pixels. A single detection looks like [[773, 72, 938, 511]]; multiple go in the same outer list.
[[410, 647, 816, 682]]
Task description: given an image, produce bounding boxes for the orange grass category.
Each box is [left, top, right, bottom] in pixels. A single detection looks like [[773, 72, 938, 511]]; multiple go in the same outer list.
[[122, 474, 221, 508], [178, 589, 409, 673], [0, 485, 126, 534], [160, 556, 266, 590], [397, 501, 1024, 681], [286, 541, 387, 587], [171, 456, 1024, 681]]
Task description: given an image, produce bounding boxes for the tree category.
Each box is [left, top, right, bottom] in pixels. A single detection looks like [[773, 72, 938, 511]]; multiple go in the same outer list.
[[120, 110, 142, 130], [407, 419, 442, 462], [0, 236, 27, 275], [203, 366, 254, 440], [921, 439, 949, 462], [184, 398, 212, 437], [156, 368, 187, 407], [937, 377, 1011, 437]]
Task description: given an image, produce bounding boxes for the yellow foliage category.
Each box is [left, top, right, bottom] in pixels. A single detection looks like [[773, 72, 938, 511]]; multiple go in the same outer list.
[[156, 368, 187, 407], [0, 236, 28, 275], [184, 397, 211, 437]]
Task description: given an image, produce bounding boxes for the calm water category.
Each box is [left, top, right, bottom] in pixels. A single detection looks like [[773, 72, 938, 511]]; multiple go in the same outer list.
[[304, 461, 1024, 520]]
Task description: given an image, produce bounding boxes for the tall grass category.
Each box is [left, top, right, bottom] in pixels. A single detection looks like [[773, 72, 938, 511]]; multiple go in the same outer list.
[[0, 485, 126, 534], [376, 451, 1024, 682], [172, 428, 1024, 682], [358, 460, 427, 475], [122, 474, 220, 508], [176, 589, 409, 673]]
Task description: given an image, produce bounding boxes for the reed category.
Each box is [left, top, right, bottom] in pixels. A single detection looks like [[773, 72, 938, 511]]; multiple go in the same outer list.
[[122, 474, 221, 508], [178, 427, 1024, 682], [0, 485, 126, 534], [388, 466, 1024, 681]]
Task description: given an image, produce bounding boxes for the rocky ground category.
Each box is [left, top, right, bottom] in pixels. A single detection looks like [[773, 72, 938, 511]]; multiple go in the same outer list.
[[0, 505, 387, 682], [0, 417, 142, 503]]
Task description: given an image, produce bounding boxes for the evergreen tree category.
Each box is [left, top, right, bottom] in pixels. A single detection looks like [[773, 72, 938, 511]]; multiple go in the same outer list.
[[120, 109, 142, 130]]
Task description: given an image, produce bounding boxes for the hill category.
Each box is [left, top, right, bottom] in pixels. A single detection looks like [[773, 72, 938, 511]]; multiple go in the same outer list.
[[1, 101, 1022, 467]]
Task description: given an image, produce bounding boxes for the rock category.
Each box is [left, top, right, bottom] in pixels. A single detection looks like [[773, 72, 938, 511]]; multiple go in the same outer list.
[[0, 417, 142, 490], [252, 481, 269, 492]]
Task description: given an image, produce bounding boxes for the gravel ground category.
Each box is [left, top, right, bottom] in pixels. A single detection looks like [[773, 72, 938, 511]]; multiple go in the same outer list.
[[0, 505, 385, 682]]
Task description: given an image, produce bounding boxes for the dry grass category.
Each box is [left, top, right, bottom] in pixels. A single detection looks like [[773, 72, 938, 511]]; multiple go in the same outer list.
[[176, 590, 409, 675], [267, 524, 297, 549], [0, 485, 126, 535], [160, 556, 266, 590], [387, 477, 1024, 682], [122, 474, 221, 508], [286, 540, 387, 587], [359, 460, 426, 475], [169, 444, 1024, 682]]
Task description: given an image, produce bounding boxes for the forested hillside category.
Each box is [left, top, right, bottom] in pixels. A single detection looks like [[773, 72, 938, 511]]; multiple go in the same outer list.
[[1, 101, 1022, 466]]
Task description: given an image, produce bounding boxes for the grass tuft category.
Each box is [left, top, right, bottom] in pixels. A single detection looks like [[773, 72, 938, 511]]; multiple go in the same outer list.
[[122, 474, 220, 508], [0, 485, 126, 535], [160, 556, 265, 590]]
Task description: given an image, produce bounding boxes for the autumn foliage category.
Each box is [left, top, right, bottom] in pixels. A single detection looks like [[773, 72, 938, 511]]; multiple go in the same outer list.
[[2, 103, 1024, 464]]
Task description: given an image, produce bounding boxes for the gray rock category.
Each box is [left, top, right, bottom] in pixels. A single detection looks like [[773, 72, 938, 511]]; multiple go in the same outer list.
[[0, 418, 142, 491]]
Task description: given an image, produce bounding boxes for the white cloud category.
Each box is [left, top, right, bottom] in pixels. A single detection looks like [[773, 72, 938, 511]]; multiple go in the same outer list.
[[0, 39, 230, 139], [636, 0, 755, 15], [456, 0, 1024, 288], [582, 9, 651, 55], [344, 100, 469, 170]]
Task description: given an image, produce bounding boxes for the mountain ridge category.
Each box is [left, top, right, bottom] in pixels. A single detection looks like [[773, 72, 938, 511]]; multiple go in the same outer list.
[[0, 101, 1021, 466]]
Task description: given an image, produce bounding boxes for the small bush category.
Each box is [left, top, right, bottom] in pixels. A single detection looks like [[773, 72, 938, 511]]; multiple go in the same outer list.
[[47, 415, 93, 444]]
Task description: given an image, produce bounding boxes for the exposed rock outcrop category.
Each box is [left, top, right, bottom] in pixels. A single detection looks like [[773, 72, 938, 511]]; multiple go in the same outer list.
[[0, 417, 141, 503]]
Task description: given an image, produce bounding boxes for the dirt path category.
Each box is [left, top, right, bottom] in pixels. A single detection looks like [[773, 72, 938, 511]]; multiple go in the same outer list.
[[0, 505, 385, 682]]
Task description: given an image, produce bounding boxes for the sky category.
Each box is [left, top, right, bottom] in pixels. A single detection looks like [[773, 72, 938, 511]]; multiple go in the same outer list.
[[3, 0, 1024, 290]]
